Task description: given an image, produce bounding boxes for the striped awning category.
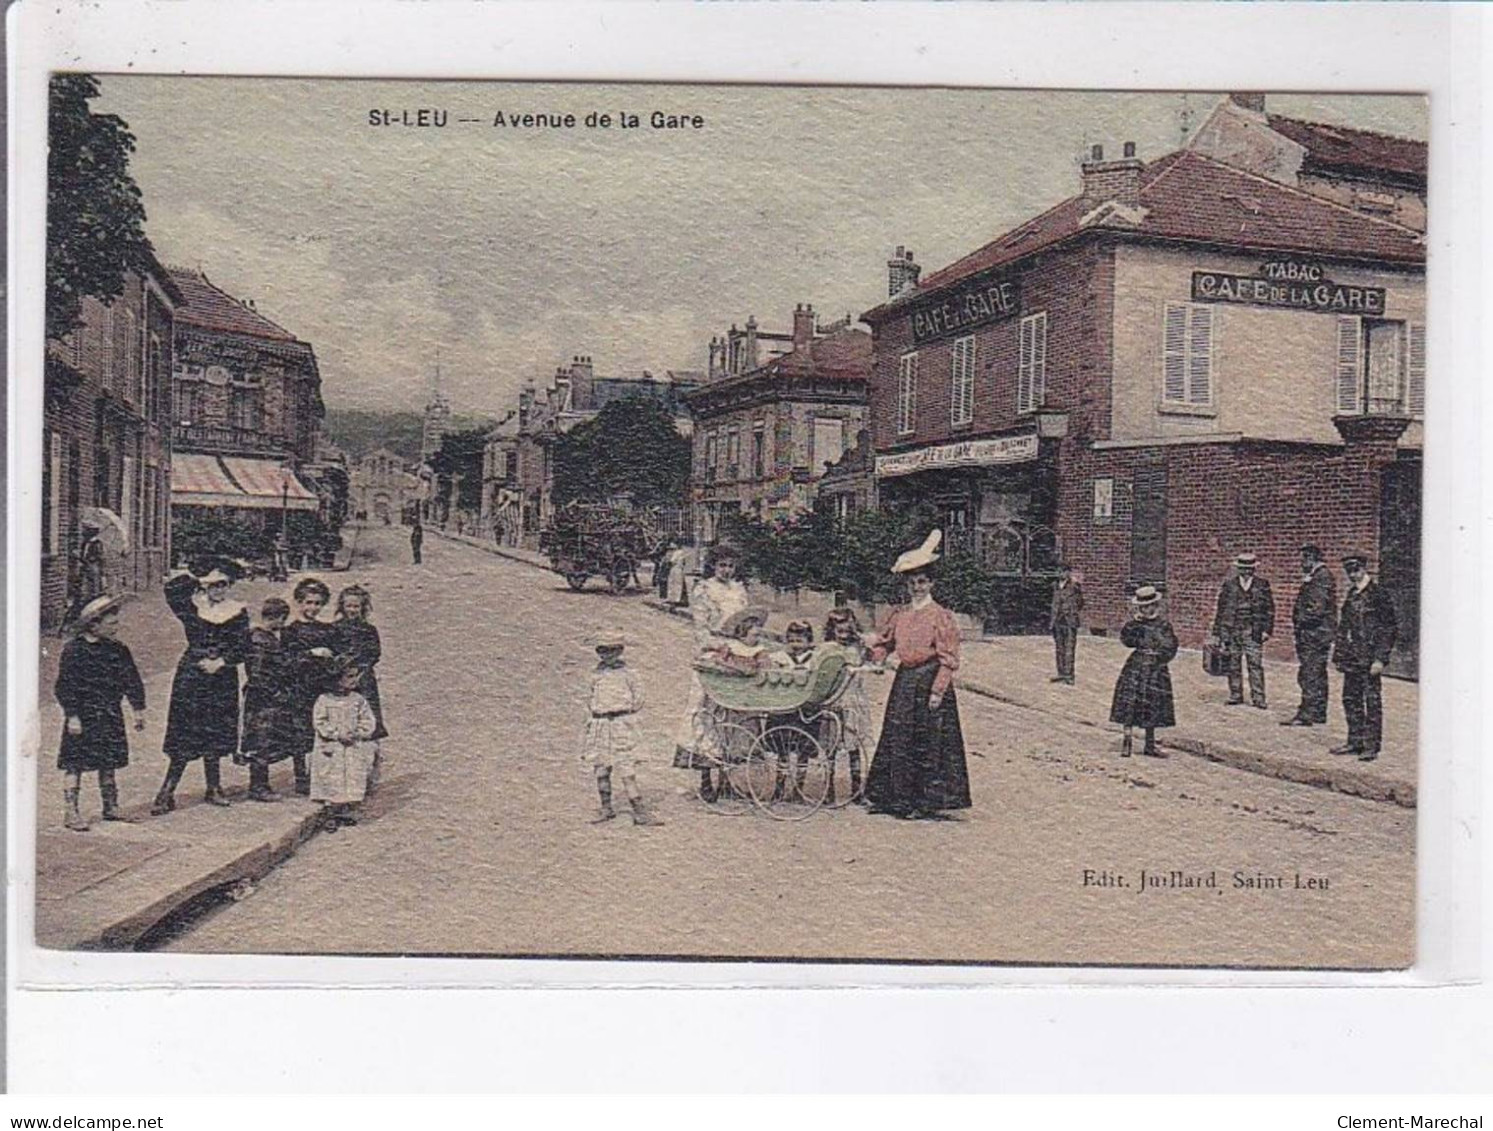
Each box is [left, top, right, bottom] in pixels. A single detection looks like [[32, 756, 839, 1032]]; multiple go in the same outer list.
[[172, 453, 320, 511]]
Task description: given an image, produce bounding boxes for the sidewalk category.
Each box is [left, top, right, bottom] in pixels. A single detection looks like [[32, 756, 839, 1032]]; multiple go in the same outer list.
[[425, 527, 552, 571], [642, 598, 1416, 808]]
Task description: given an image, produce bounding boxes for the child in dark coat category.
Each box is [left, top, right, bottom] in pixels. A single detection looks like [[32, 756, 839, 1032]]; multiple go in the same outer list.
[[55, 595, 145, 831], [1109, 585, 1178, 758], [241, 598, 297, 801]]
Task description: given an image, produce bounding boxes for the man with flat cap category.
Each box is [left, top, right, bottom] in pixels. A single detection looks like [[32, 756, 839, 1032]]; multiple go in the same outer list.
[[1212, 552, 1276, 708], [1331, 553, 1398, 762], [1283, 544, 1337, 727]]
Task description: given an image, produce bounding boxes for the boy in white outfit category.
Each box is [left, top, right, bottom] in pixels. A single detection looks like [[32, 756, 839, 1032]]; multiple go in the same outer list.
[[583, 632, 663, 827]]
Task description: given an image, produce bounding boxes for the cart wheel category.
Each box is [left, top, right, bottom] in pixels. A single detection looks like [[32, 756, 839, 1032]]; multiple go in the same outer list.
[[609, 558, 632, 594], [695, 720, 756, 816], [746, 726, 830, 820], [564, 572, 588, 591]]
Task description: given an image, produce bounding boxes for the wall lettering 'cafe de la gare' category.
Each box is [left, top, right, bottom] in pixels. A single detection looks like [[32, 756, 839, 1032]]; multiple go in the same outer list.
[[862, 100, 1425, 674]]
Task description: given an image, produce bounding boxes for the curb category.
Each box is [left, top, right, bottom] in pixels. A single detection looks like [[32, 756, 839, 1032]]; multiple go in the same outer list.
[[640, 597, 1414, 809], [425, 527, 551, 573]]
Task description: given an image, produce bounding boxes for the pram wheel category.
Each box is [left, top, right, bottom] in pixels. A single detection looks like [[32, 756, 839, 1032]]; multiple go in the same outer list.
[[696, 719, 755, 816], [747, 726, 829, 820]]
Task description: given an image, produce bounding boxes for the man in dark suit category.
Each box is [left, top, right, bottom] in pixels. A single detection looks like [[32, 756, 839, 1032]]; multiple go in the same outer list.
[[1331, 553, 1398, 762], [1212, 552, 1276, 708], [1283, 544, 1338, 726], [1049, 563, 1084, 685]]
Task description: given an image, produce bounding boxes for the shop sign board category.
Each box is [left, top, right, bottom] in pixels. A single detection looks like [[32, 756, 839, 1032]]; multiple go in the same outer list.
[[909, 276, 1021, 344], [1192, 259, 1386, 315], [876, 433, 1038, 478]]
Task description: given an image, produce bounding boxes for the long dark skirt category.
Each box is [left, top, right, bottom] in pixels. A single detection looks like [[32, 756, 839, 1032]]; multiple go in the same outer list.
[[865, 660, 972, 816], [163, 659, 240, 760]]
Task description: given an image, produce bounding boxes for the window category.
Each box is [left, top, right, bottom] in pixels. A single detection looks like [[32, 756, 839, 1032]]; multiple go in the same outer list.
[[726, 427, 740, 470], [896, 352, 918, 435], [1162, 303, 1213, 408], [232, 386, 262, 432], [42, 431, 55, 554], [752, 423, 766, 479], [950, 335, 976, 426], [99, 305, 114, 391], [1336, 317, 1425, 418], [1018, 313, 1048, 414], [704, 431, 718, 479], [146, 334, 164, 422], [812, 417, 846, 477]]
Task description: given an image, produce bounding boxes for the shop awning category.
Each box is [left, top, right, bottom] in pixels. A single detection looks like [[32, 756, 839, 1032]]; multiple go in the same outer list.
[[172, 453, 320, 511]]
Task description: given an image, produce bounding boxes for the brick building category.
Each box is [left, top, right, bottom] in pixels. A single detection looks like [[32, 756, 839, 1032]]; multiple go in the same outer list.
[[862, 128, 1425, 672], [42, 264, 182, 629], [167, 269, 324, 558], [687, 304, 871, 543]]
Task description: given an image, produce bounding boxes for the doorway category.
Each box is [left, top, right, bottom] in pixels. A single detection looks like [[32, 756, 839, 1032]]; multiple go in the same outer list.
[[1130, 460, 1168, 589], [1378, 457, 1420, 679]]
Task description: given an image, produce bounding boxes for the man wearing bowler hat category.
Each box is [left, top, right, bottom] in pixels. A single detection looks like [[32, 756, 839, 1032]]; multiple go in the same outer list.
[[1331, 553, 1398, 762], [1283, 544, 1338, 726], [1212, 552, 1276, 708]]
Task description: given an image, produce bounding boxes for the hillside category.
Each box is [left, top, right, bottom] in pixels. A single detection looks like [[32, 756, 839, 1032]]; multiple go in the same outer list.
[[323, 408, 497, 463]]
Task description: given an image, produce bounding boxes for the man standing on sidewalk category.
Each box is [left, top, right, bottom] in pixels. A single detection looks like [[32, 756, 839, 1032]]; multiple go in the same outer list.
[[1283, 544, 1337, 727], [1049, 563, 1083, 685], [1331, 553, 1398, 762], [410, 517, 424, 565], [1212, 552, 1275, 708]]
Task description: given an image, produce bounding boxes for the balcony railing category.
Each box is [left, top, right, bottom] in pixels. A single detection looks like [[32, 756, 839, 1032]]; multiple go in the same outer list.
[[173, 422, 287, 455]]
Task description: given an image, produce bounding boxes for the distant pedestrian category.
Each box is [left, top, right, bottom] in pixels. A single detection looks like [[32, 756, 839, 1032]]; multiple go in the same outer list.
[[581, 631, 662, 827], [283, 577, 337, 796], [1109, 585, 1178, 758], [864, 530, 972, 820], [1049, 562, 1084, 684], [665, 543, 693, 607], [241, 597, 297, 802], [1212, 552, 1276, 708], [310, 656, 379, 830], [334, 584, 387, 791], [153, 563, 251, 815], [410, 519, 424, 565], [1283, 544, 1338, 727], [55, 595, 145, 832], [1330, 553, 1398, 763]]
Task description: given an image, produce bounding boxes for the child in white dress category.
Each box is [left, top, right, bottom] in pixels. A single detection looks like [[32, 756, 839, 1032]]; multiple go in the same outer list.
[[311, 658, 379, 830], [583, 633, 663, 827]]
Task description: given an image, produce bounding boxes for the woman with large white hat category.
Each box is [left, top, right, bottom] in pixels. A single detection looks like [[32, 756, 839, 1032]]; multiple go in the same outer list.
[[152, 560, 252, 814], [862, 531, 972, 819]]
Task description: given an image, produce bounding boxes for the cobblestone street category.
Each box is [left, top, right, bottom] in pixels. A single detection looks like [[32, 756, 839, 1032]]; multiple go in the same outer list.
[[150, 526, 1413, 967]]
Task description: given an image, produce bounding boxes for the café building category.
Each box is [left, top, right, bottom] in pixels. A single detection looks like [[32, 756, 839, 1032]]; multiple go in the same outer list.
[[862, 139, 1425, 670]]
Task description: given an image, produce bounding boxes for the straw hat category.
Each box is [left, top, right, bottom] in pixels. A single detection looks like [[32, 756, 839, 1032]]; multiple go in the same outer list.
[[1131, 585, 1162, 607], [1234, 552, 1258, 570], [73, 594, 124, 629], [719, 607, 769, 636], [594, 629, 626, 651], [1341, 552, 1369, 570], [891, 529, 942, 574]]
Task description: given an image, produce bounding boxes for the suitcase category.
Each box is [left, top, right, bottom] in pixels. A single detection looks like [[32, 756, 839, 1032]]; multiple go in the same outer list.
[[1202, 637, 1228, 677]]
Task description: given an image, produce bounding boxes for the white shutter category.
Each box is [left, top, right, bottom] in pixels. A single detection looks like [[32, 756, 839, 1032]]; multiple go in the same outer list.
[[1030, 313, 1047, 409], [1017, 318, 1033, 413], [898, 353, 918, 433], [1407, 322, 1426, 418], [1335, 316, 1363, 414], [121, 455, 135, 545], [951, 336, 975, 425], [1163, 303, 1188, 404], [49, 433, 62, 553], [1186, 305, 1213, 405]]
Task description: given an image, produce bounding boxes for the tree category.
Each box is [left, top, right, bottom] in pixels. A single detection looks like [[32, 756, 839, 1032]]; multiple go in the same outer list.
[[551, 397, 691, 509], [428, 428, 488, 514], [47, 74, 157, 342]]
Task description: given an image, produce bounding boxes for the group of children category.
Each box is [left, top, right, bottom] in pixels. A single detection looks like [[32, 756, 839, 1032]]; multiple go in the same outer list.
[[54, 575, 386, 834], [581, 607, 877, 824]]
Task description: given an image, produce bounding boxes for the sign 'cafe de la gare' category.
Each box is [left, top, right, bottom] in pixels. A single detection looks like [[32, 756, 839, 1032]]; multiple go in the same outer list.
[[1193, 259, 1388, 315]]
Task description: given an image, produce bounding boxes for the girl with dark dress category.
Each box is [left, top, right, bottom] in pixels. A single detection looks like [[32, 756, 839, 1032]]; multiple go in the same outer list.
[[282, 577, 337, 796], [1108, 585, 1179, 758], [864, 531, 973, 820], [241, 597, 297, 801], [55, 595, 145, 831], [153, 566, 251, 814], [334, 584, 387, 791]]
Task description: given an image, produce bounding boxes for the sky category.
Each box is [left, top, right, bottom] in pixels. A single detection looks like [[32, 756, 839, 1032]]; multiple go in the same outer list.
[[95, 79, 1426, 417]]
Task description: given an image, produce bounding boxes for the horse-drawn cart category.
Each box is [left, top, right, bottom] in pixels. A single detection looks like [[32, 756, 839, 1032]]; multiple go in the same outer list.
[[539, 503, 659, 593]]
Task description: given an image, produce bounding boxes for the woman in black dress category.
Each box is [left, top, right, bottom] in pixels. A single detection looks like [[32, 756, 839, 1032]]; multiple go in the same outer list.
[[153, 565, 251, 814], [1109, 585, 1178, 758], [282, 577, 337, 796], [55, 595, 145, 831]]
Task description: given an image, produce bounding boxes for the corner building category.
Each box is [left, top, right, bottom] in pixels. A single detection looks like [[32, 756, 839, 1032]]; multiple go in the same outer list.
[[863, 135, 1424, 673]]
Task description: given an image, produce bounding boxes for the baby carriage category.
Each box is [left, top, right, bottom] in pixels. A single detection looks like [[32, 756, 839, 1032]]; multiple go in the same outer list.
[[692, 649, 863, 820]]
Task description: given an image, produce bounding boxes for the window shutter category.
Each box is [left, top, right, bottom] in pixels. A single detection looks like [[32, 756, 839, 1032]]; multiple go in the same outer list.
[[951, 336, 975, 425], [898, 353, 918, 433], [1186, 305, 1212, 405], [1031, 314, 1047, 409], [1407, 322, 1426, 418], [1163, 303, 1187, 403], [1335, 316, 1362, 414]]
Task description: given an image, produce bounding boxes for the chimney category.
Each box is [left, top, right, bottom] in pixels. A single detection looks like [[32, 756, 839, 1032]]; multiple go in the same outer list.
[[569, 354, 595, 410], [518, 382, 535, 428], [1080, 141, 1143, 207], [1229, 92, 1266, 114], [791, 303, 815, 349], [888, 245, 921, 298], [745, 315, 760, 370]]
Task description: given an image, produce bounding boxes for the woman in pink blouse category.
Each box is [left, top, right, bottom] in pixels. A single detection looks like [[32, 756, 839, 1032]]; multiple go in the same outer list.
[[863, 531, 972, 819]]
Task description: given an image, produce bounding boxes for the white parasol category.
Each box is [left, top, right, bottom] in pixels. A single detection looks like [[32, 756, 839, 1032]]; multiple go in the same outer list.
[[81, 506, 130, 555]]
